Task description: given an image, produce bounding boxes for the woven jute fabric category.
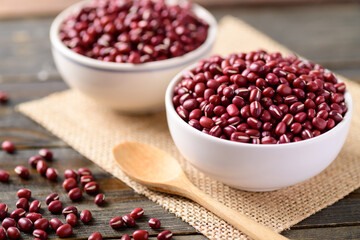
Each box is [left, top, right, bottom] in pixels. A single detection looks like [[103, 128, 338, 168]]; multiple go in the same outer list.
[[17, 16, 360, 240]]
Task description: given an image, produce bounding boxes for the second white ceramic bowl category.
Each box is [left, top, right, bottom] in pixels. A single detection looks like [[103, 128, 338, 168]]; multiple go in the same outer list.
[[165, 65, 353, 191], [50, 0, 217, 113]]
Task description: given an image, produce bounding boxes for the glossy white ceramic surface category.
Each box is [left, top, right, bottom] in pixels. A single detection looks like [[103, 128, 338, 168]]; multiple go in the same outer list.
[[165, 65, 353, 191], [50, 0, 217, 113]]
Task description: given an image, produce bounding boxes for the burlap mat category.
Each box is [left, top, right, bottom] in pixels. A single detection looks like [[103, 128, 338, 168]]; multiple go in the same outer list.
[[17, 16, 360, 240]]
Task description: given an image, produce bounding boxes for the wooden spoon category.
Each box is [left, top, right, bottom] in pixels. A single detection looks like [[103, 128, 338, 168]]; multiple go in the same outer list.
[[113, 142, 289, 240]]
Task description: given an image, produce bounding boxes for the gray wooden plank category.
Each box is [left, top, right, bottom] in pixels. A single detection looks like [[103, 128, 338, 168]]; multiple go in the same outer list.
[[0, 3, 359, 82], [282, 225, 360, 240], [0, 148, 204, 239], [208, 3, 360, 66]]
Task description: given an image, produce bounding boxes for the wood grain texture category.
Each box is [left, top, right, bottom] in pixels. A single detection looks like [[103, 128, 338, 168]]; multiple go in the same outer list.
[[0, 3, 360, 239], [1, 0, 358, 18]]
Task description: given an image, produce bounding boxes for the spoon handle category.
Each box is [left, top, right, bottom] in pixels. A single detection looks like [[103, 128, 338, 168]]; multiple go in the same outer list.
[[182, 183, 288, 240]]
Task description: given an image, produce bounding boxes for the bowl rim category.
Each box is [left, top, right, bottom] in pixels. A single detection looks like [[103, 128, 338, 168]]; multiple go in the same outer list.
[[165, 60, 354, 149], [50, 0, 217, 72]]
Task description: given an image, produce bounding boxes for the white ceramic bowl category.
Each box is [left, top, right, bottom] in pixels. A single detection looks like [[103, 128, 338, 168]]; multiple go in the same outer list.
[[50, 0, 217, 113], [165, 65, 353, 191]]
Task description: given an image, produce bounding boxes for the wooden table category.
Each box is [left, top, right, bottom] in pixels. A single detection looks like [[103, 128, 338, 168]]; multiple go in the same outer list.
[[1, 2, 360, 239]]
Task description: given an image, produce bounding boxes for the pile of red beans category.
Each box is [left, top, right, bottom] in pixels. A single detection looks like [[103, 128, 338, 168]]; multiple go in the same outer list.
[[0, 145, 173, 240], [59, 0, 209, 63], [173, 50, 347, 144]]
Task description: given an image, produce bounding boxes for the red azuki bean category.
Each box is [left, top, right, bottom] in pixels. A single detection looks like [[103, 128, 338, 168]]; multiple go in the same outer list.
[[329, 110, 343, 122], [62, 206, 78, 216], [18, 217, 33, 232], [109, 216, 123, 229], [26, 213, 42, 223], [0, 227, 5, 240], [130, 208, 144, 219], [1, 141, 15, 154], [89, 232, 103, 240], [268, 105, 283, 119], [266, 73, 279, 85], [0, 203, 8, 219], [148, 218, 161, 229], [157, 230, 173, 240], [327, 118, 336, 130], [279, 134, 291, 144], [64, 169, 78, 180], [294, 112, 307, 123], [275, 122, 286, 136], [48, 200, 63, 214], [250, 101, 262, 118], [133, 230, 149, 240], [282, 114, 294, 126], [0, 170, 9, 182], [14, 166, 30, 179], [50, 218, 63, 231], [249, 88, 261, 102], [38, 148, 53, 161], [121, 234, 131, 240], [45, 193, 59, 205], [80, 175, 94, 186], [63, 178, 77, 192], [277, 84, 292, 96], [10, 209, 26, 221], [94, 193, 105, 206], [84, 181, 99, 194], [80, 210, 92, 224], [230, 132, 250, 143], [34, 218, 49, 231], [304, 99, 315, 110], [199, 116, 214, 129], [7, 227, 20, 240], [78, 168, 92, 176], [122, 214, 136, 227], [28, 156, 42, 168], [226, 104, 239, 117], [68, 188, 82, 201], [33, 229, 47, 240], [16, 198, 29, 210], [36, 160, 48, 175], [56, 224, 72, 238], [261, 136, 277, 144], [247, 117, 262, 130], [245, 129, 260, 138], [303, 120, 313, 130], [289, 102, 305, 114], [301, 129, 313, 139], [29, 200, 41, 213], [45, 168, 58, 181], [2, 218, 16, 229], [66, 213, 77, 227]]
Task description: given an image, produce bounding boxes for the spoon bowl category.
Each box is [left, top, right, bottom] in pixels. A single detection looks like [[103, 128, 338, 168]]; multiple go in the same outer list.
[[113, 141, 288, 240], [113, 142, 184, 184]]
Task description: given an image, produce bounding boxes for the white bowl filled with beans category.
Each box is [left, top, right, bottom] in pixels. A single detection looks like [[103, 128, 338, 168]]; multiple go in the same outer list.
[[50, 0, 217, 113], [165, 50, 353, 191]]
